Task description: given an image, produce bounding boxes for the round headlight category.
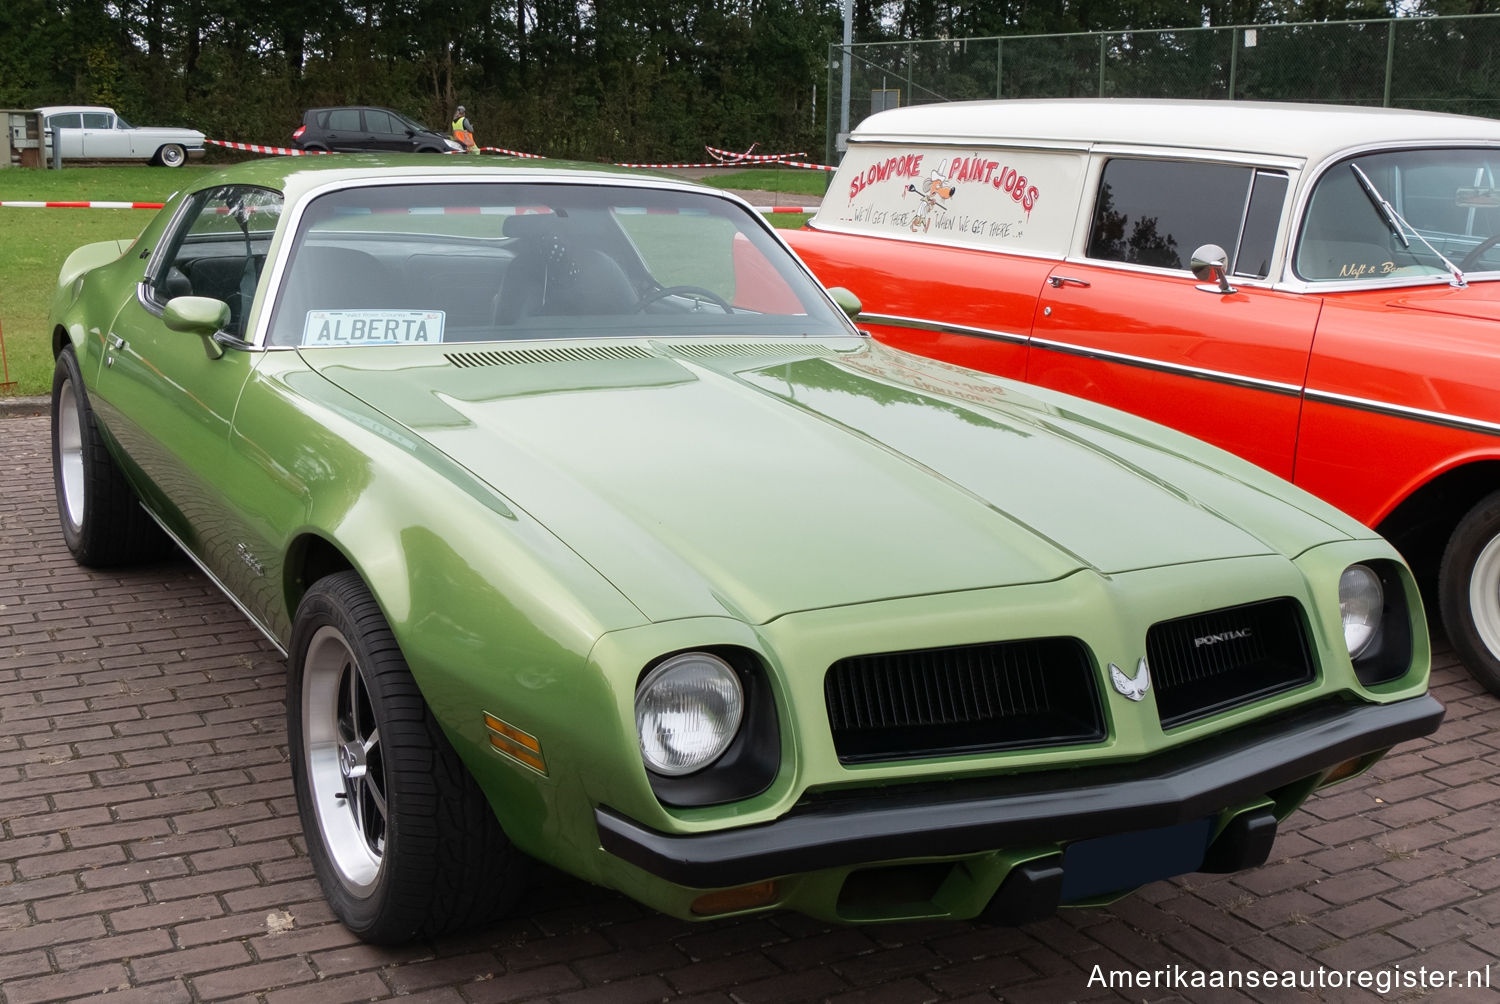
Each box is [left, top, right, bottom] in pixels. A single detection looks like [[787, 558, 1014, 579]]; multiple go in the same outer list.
[[636, 653, 744, 776], [1339, 564, 1384, 658]]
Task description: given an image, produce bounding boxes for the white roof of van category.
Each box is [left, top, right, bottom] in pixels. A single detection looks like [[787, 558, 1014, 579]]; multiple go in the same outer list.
[[35, 105, 116, 117], [850, 99, 1500, 165]]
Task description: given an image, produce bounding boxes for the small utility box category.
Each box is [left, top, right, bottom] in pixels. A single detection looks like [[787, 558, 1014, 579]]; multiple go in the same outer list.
[[3, 110, 50, 168]]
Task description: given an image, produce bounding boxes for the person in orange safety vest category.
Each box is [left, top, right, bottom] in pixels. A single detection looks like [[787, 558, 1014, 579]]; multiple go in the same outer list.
[[451, 106, 479, 153]]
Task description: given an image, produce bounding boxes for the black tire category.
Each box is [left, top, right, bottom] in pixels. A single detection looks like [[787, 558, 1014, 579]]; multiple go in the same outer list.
[[154, 144, 186, 168], [1438, 489, 1500, 696], [50, 347, 168, 566], [288, 571, 528, 944]]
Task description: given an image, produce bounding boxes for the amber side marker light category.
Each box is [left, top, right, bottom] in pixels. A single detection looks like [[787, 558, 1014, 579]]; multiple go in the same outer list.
[[483, 713, 547, 775], [690, 881, 779, 916], [1320, 751, 1380, 788]]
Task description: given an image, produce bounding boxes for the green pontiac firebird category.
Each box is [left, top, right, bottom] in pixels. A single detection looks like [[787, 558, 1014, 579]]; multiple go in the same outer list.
[[47, 157, 1443, 944]]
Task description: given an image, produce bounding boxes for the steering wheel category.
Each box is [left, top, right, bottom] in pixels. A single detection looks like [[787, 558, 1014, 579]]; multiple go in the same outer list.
[[635, 284, 733, 314], [1459, 233, 1500, 272]]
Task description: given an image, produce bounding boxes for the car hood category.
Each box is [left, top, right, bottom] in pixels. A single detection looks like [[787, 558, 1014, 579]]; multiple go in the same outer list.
[[302, 339, 1356, 624], [134, 126, 205, 142], [1385, 283, 1500, 323]]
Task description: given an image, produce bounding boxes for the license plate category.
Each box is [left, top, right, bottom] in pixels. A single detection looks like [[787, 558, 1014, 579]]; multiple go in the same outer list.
[[1060, 817, 1213, 902]]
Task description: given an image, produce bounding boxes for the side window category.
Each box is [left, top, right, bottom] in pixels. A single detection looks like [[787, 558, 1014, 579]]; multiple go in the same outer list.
[[1233, 172, 1289, 279], [328, 108, 361, 131], [1087, 159, 1253, 271], [363, 109, 396, 134], [149, 185, 284, 339], [81, 112, 111, 129], [49, 113, 82, 130]]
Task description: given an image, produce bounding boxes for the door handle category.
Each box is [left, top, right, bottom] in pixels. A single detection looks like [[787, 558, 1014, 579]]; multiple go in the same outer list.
[[107, 333, 126, 351], [1048, 275, 1091, 289]]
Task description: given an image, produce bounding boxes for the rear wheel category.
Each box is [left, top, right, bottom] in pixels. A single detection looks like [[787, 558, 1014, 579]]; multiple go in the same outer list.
[[50, 347, 168, 566], [288, 571, 528, 944], [154, 144, 186, 168], [1439, 490, 1500, 696]]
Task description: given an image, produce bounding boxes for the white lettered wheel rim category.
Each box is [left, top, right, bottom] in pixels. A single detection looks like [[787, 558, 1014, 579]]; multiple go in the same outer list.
[[1470, 533, 1500, 661], [303, 625, 386, 894], [57, 379, 85, 530]]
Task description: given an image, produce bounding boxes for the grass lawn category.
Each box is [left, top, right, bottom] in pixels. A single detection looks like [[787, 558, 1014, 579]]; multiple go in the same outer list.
[[1, 166, 216, 397], [699, 167, 831, 198], [0, 164, 817, 397]]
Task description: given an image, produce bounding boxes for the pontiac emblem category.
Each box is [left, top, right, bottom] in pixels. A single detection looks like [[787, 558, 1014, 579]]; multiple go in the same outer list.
[[1109, 658, 1151, 702]]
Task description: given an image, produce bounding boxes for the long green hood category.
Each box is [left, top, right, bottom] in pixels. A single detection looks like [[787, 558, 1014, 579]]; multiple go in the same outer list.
[[303, 338, 1357, 624]]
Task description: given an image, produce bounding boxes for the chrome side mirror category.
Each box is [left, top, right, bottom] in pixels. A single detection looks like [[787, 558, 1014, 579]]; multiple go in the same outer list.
[[1190, 244, 1237, 295]]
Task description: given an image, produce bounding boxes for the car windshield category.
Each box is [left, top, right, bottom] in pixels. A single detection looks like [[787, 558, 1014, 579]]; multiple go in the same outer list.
[[1296, 147, 1500, 281], [266, 181, 852, 348]]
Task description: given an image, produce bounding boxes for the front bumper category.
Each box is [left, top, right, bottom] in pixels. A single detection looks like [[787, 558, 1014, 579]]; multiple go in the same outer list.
[[597, 694, 1443, 890]]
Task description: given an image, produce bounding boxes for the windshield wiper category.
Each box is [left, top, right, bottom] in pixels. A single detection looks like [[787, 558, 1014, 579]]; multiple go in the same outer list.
[[1350, 163, 1467, 288]]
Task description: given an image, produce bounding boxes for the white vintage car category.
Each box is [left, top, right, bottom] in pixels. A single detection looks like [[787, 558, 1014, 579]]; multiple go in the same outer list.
[[37, 104, 206, 167]]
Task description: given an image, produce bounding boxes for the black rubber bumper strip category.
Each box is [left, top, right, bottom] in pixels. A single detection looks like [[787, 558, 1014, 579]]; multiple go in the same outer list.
[[596, 694, 1444, 888]]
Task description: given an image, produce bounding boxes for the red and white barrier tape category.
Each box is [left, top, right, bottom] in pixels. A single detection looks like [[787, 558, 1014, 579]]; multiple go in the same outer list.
[[206, 139, 330, 156], [0, 200, 165, 209], [749, 206, 820, 213], [479, 146, 546, 159], [706, 145, 807, 164], [615, 155, 835, 172]]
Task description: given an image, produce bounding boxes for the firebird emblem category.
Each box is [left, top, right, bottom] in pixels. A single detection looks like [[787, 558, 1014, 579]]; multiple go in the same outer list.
[[1109, 658, 1151, 702]]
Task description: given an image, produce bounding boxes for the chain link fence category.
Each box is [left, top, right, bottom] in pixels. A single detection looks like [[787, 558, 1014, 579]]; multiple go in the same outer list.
[[827, 14, 1500, 163]]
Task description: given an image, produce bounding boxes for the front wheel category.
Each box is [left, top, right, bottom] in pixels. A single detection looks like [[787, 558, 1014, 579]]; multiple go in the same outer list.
[[51, 347, 167, 566], [154, 144, 186, 167], [288, 571, 528, 944], [1439, 490, 1500, 696]]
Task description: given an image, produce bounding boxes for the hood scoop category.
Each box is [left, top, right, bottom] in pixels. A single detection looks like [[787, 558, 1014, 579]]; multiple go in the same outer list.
[[445, 344, 654, 368], [663, 341, 841, 359], [660, 342, 846, 361]]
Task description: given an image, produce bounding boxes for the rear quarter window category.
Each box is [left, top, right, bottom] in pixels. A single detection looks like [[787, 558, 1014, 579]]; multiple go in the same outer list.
[[813, 143, 1085, 257], [1088, 160, 1249, 270]]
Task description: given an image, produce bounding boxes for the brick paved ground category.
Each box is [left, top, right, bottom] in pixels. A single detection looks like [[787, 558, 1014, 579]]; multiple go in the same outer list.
[[2, 409, 1497, 1004]]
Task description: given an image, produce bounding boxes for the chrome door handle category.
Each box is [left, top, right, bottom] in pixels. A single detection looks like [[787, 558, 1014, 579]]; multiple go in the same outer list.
[[1048, 275, 1091, 289]]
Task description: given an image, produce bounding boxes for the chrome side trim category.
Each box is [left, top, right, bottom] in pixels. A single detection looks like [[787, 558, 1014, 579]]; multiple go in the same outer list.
[[861, 312, 1029, 346], [1029, 336, 1304, 397], [867, 312, 1500, 440], [137, 505, 289, 657], [1303, 388, 1500, 439]]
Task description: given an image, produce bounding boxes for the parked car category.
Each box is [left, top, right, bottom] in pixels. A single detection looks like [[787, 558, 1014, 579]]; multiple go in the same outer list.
[[47, 157, 1441, 943], [36, 104, 205, 167], [786, 98, 1500, 697], [292, 105, 466, 154]]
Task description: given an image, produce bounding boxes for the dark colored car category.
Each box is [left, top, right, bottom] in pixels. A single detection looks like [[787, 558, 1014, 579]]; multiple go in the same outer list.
[[292, 106, 465, 154]]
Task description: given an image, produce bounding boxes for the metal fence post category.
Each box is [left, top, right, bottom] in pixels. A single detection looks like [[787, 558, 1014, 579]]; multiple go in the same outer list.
[[1384, 19, 1395, 107], [997, 37, 1003, 98], [1099, 34, 1107, 97], [1228, 27, 1237, 100]]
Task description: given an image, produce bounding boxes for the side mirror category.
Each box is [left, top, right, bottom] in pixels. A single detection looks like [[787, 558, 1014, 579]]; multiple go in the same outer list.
[[826, 286, 862, 319], [1190, 244, 1237, 295], [163, 295, 232, 359]]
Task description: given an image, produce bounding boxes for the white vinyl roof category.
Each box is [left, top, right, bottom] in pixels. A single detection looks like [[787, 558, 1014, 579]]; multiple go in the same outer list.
[[851, 99, 1500, 164]]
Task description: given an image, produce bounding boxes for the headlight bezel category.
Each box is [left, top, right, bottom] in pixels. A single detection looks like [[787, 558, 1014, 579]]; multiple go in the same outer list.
[[634, 646, 781, 808], [1339, 559, 1414, 686]]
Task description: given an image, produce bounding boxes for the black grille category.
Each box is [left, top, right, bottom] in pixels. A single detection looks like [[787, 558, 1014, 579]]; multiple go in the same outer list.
[[1147, 597, 1316, 729], [824, 638, 1105, 764]]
